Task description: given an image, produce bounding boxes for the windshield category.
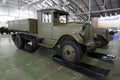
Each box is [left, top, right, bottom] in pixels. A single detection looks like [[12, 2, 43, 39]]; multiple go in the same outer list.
[[54, 12, 68, 24]]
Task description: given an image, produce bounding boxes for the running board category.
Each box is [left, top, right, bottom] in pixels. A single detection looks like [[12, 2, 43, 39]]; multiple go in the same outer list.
[[53, 55, 110, 80], [86, 52, 116, 61]]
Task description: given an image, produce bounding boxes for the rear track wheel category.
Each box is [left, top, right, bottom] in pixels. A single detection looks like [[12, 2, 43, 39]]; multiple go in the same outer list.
[[14, 34, 25, 49]]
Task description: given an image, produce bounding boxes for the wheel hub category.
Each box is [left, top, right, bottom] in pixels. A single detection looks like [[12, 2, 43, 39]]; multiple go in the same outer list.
[[62, 45, 76, 61], [66, 50, 70, 55]]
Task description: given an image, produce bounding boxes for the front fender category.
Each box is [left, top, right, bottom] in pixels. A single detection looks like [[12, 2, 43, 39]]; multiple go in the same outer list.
[[59, 33, 84, 44], [47, 33, 84, 48]]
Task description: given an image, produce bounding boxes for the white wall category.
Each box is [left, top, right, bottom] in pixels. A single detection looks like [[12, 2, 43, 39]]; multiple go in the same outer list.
[[98, 15, 120, 29], [0, 0, 37, 27]]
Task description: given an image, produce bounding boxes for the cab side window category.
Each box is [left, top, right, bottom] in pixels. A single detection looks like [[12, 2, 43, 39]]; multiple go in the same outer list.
[[59, 15, 67, 23], [42, 13, 51, 23], [54, 12, 67, 24]]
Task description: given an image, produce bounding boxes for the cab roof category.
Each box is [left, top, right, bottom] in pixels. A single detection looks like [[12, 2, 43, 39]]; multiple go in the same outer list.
[[37, 8, 69, 15]]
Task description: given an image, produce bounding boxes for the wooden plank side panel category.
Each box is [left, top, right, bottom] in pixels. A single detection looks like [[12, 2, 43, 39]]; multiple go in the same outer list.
[[29, 19, 38, 34], [19, 19, 29, 32], [8, 21, 15, 30]]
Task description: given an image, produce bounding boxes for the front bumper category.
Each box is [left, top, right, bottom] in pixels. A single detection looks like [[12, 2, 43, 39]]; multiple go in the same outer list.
[[86, 41, 96, 52], [86, 46, 96, 53], [86, 41, 95, 47]]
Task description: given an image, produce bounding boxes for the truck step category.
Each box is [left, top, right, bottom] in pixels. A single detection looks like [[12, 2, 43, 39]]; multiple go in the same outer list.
[[87, 52, 116, 61], [18, 33, 44, 43], [53, 55, 110, 80]]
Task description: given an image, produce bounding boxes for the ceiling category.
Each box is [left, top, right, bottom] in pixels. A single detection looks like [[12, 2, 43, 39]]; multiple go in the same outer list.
[[10, 0, 120, 21]]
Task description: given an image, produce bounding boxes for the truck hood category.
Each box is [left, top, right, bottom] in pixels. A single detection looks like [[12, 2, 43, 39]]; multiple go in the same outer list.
[[53, 22, 94, 44]]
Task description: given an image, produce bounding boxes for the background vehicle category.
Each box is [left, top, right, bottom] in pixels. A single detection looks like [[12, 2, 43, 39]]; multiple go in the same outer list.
[[0, 27, 9, 34]]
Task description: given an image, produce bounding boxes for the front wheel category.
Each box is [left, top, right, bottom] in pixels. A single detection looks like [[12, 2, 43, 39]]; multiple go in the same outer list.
[[60, 39, 83, 63]]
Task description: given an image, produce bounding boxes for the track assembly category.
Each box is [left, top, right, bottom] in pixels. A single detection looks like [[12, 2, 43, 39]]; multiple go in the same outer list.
[[87, 52, 116, 61], [52, 53, 115, 79]]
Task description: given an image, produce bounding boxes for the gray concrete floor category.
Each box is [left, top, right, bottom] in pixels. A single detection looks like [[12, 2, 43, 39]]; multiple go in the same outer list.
[[0, 34, 120, 80]]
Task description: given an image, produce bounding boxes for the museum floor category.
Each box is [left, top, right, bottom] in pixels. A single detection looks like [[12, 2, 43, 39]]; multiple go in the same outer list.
[[0, 35, 120, 80]]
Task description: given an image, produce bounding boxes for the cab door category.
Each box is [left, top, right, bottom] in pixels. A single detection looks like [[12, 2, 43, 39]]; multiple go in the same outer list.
[[38, 12, 53, 39]]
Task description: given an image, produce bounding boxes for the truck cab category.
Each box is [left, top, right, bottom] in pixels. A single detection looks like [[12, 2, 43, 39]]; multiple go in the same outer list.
[[37, 9, 95, 48]]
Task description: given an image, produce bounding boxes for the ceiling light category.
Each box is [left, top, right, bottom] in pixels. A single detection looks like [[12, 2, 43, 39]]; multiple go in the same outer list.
[[2, 0, 6, 3], [63, 2, 70, 6]]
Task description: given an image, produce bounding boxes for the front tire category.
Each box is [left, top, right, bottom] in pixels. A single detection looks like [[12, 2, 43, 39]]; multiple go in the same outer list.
[[60, 39, 83, 63]]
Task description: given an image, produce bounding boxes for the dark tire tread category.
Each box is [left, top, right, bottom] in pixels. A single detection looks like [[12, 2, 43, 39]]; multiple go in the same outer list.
[[60, 39, 83, 63]]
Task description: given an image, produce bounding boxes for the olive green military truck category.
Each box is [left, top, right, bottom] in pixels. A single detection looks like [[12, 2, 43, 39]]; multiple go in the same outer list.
[[8, 9, 109, 63]]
